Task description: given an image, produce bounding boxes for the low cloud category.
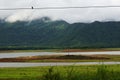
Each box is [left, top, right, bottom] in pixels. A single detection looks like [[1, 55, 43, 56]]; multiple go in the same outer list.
[[1, 0, 120, 23]]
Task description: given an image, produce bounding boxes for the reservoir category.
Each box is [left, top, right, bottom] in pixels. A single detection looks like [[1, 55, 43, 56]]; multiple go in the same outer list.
[[0, 62, 120, 67], [0, 51, 119, 67], [0, 51, 120, 58]]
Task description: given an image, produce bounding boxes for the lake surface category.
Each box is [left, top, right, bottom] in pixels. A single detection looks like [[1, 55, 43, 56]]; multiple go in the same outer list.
[[0, 51, 120, 58], [0, 62, 120, 67], [0, 51, 119, 67]]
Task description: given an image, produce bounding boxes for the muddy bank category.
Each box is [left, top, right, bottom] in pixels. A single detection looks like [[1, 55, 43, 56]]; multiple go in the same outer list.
[[0, 55, 109, 62]]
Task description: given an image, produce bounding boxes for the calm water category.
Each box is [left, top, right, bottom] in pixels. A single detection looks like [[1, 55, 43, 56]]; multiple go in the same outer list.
[[0, 51, 120, 58], [0, 51, 120, 67], [0, 62, 120, 67]]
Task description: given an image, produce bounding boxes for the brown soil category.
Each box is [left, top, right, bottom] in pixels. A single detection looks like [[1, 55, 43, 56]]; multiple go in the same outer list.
[[0, 55, 109, 62]]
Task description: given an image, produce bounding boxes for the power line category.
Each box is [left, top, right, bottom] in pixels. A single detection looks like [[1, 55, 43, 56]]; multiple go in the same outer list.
[[1, 6, 120, 10]]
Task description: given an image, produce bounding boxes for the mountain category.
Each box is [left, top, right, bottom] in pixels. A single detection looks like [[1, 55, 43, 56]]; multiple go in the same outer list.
[[0, 18, 120, 49]]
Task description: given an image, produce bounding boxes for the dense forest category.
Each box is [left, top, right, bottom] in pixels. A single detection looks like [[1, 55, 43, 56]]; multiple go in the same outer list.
[[0, 17, 120, 50]]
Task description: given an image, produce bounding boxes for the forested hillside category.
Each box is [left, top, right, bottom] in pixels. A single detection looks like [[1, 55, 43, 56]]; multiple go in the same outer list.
[[0, 17, 120, 49]]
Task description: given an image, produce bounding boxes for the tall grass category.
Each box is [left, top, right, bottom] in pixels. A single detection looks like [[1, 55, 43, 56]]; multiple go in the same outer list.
[[0, 65, 119, 80], [41, 65, 120, 80]]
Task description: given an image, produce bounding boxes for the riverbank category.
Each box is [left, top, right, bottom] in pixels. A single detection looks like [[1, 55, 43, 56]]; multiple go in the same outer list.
[[0, 65, 119, 80], [0, 48, 120, 53], [0, 55, 119, 62]]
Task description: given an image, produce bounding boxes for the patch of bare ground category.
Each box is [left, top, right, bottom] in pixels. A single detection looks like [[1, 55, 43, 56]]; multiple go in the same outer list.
[[0, 55, 110, 62]]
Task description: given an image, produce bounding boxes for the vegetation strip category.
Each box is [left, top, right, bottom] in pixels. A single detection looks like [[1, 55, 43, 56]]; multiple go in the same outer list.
[[1, 48, 120, 53], [0, 65, 119, 80]]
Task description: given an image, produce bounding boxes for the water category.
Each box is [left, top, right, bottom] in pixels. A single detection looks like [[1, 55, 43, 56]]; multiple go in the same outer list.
[[0, 51, 120, 58], [0, 62, 120, 67], [0, 51, 119, 67]]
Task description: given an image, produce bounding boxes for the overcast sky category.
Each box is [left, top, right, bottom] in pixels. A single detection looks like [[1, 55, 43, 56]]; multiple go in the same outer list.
[[1, 0, 120, 23]]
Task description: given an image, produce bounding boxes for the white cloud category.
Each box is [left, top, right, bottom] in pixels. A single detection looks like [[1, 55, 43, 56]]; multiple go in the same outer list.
[[1, 0, 120, 23], [5, 10, 33, 22]]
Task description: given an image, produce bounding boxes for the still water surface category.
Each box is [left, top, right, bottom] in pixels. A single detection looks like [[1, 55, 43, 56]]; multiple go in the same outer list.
[[0, 51, 120, 67], [0, 51, 120, 58], [0, 62, 120, 67]]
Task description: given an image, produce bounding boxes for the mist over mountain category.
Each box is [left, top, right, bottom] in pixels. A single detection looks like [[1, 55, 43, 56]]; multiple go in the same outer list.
[[0, 17, 120, 49], [1, 0, 120, 23]]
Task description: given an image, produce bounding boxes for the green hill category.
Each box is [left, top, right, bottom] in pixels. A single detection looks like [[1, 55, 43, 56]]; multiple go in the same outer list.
[[0, 18, 120, 49]]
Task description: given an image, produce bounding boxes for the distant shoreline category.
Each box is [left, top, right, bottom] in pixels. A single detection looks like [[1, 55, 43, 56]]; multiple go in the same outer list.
[[0, 54, 119, 62], [0, 48, 120, 53]]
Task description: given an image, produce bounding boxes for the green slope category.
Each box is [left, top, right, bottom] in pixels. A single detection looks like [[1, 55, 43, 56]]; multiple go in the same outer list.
[[0, 18, 120, 49]]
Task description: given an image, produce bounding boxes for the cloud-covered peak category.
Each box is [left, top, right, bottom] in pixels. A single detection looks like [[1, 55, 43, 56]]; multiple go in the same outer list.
[[1, 0, 120, 23]]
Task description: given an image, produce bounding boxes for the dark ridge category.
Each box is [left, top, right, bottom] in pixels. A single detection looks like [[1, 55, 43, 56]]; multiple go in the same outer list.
[[0, 18, 120, 49]]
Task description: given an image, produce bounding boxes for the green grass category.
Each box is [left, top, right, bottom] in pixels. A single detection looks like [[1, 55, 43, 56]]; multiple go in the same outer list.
[[105, 48, 120, 50], [0, 65, 119, 80], [0, 49, 62, 53], [0, 48, 120, 53]]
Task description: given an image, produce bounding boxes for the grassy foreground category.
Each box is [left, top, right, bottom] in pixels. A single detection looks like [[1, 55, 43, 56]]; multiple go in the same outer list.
[[0, 65, 119, 80]]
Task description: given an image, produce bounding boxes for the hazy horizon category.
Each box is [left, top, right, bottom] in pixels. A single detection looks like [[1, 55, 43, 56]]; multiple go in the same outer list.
[[1, 0, 120, 23]]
